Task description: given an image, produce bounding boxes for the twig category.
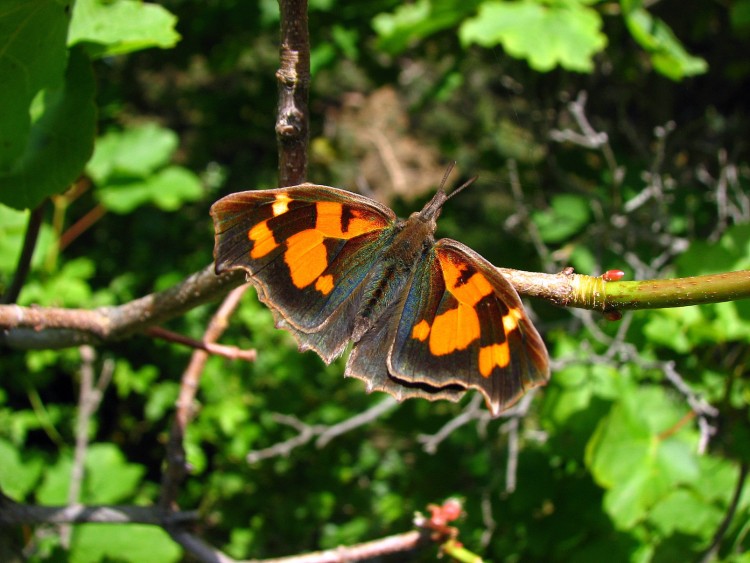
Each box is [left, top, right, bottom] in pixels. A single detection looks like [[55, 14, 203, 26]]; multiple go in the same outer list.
[[61, 347, 114, 547], [2, 201, 45, 305], [0, 494, 198, 525], [660, 361, 718, 453], [147, 326, 257, 362], [159, 284, 250, 510], [166, 527, 239, 563], [58, 203, 107, 252], [498, 393, 536, 494], [246, 530, 428, 563], [247, 397, 398, 463], [276, 0, 310, 187], [418, 394, 487, 454], [247, 413, 323, 464], [479, 491, 496, 549], [316, 396, 398, 447], [698, 462, 748, 563]]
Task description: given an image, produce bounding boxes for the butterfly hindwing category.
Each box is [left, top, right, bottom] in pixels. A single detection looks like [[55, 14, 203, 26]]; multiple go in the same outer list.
[[211, 184, 397, 361], [386, 239, 550, 415]]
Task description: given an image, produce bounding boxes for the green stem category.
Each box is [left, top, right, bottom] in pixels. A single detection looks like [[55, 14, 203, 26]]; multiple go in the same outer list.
[[591, 270, 750, 311], [500, 268, 750, 312]]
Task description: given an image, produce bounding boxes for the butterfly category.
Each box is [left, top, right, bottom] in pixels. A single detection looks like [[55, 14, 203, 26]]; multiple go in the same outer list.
[[210, 175, 549, 416]]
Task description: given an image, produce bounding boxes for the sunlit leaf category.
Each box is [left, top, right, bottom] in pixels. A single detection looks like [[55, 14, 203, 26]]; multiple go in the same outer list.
[[460, 0, 607, 72], [68, 0, 180, 58]]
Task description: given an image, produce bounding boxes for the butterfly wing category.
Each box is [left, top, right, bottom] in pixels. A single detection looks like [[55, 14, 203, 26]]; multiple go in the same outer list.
[[211, 183, 397, 362], [387, 239, 549, 415]]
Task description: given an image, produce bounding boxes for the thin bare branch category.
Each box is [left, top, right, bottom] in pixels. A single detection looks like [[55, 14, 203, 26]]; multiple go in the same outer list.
[[699, 462, 748, 563], [2, 201, 45, 305], [246, 531, 428, 563], [246, 397, 398, 463], [147, 326, 256, 362], [0, 495, 197, 526], [315, 396, 398, 447], [61, 347, 113, 547], [166, 527, 239, 563], [160, 284, 251, 510]]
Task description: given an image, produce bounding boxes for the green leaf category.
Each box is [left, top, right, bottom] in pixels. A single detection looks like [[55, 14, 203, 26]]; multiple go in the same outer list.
[[36, 456, 73, 504], [68, 0, 180, 58], [460, 0, 607, 72], [0, 438, 44, 499], [531, 194, 591, 243], [36, 443, 145, 504], [624, 8, 708, 80], [373, 0, 478, 54], [0, 0, 70, 173], [585, 385, 700, 529], [90, 124, 203, 214], [19, 257, 96, 307], [649, 489, 721, 539], [87, 124, 179, 181], [0, 46, 96, 210], [84, 444, 145, 503], [70, 524, 181, 563], [642, 307, 702, 353], [97, 166, 203, 214]]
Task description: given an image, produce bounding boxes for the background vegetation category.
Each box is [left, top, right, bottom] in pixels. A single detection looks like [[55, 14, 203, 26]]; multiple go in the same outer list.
[[1, 0, 749, 561]]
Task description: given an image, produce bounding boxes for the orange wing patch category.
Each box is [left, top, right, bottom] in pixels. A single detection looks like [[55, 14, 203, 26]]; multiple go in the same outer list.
[[315, 274, 335, 295], [410, 252, 524, 378], [479, 342, 510, 376], [285, 229, 328, 289], [249, 220, 278, 259], [414, 252, 494, 356], [411, 319, 431, 341], [283, 201, 389, 293], [315, 202, 387, 238]]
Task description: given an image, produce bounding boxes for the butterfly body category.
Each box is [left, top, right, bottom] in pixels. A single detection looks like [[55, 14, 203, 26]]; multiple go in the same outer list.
[[211, 183, 549, 416]]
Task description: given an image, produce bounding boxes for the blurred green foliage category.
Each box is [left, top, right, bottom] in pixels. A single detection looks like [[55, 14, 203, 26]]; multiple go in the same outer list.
[[1, 0, 749, 561]]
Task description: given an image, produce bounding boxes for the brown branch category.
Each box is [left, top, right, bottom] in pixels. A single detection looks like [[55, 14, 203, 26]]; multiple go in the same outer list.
[[247, 531, 428, 563], [59, 203, 107, 252], [147, 325, 256, 362], [698, 462, 748, 563], [276, 0, 310, 186], [2, 201, 45, 305], [0, 494, 197, 526], [0, 265, 245, 349], [166, 527, 240, 563]]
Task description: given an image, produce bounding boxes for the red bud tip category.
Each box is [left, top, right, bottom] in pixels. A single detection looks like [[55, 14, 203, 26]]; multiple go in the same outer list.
[[602, 269, 625, 282], [604, 310, 623, 321]]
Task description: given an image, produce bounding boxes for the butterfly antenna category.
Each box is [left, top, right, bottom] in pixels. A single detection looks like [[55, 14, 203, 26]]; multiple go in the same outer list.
[[446, 175, 478, 202], [439, 162, 478, 201], [439, 161, 457, 193]]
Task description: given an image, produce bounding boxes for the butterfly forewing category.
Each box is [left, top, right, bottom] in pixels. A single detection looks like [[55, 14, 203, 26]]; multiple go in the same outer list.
[[211, 184, 397, 360], [387, 240, 550, 415]]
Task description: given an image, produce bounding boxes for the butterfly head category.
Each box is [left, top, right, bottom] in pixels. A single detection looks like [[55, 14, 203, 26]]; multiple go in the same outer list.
[[415, 171, 478, 226]]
